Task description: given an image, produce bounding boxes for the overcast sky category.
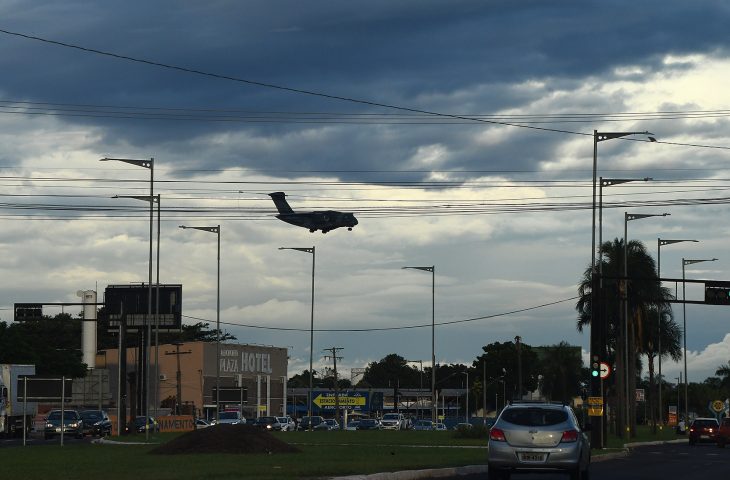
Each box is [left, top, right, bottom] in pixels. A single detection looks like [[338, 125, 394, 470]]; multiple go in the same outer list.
[[1, 1, 730, 386]]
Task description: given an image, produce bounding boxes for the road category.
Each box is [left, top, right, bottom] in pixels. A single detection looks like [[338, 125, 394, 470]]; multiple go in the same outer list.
[[453, 442, 730, 480]]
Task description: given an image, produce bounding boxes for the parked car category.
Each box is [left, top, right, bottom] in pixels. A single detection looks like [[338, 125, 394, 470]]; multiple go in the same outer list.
[[716, 417, 730, 448], [252, 416, 281, 431], [453, 422, 473, 431], [413, 419, 433, 431], [434, 422, 447, 431], [80, 410, 112, 436], [345, 419, 360, 431], [688, 417, 720, 445], [487, 401, 590, 480], [297, 415, 325, 430], [277, 416, 296, 431], [356, 418, 381, 430], [195, 418, 211, 429], [130, 416, 159, 433], [213, 411, 245, 425], [44, 410, 84, 439], [380, 413, 407, 430], [314, 418, 340, 431]]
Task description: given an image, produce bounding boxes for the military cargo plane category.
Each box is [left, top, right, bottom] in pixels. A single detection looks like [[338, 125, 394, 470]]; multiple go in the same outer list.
[[269, 192, 358, 233]]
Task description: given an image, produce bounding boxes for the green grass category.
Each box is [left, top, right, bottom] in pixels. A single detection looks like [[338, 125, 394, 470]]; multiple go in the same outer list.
[[604, 424, 684, 448], [0, 430, 489, 480]]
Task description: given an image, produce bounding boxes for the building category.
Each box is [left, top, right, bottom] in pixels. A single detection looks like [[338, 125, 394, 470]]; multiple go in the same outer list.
[[97, 341, 288, 421]]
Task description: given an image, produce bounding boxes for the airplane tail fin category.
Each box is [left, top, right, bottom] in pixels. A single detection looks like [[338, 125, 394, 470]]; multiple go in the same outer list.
[[268, 192, 294, 214]]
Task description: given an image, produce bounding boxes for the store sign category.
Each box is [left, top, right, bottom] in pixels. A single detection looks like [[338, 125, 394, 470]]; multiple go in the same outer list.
[[219, 349, 274, 374]]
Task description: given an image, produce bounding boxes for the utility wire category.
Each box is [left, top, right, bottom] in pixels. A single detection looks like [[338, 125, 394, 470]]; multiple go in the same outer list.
[[180, 296, 579, 333]]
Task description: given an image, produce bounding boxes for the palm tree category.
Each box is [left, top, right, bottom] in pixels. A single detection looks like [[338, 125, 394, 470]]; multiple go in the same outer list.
[[716, 361, 730, 391], [576, 238, 677, 437], [639, 306, 682, 432]]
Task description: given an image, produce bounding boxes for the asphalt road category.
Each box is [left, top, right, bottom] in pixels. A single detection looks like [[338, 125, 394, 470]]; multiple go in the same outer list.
[[453, 442, 730, 480]]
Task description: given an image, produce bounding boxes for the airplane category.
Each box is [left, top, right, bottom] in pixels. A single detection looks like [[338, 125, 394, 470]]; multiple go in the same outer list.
[[268, 192, 358, 233]]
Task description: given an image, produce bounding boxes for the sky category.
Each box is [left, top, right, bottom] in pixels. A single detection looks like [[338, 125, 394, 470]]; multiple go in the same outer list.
[[1, 0, 730, 386]]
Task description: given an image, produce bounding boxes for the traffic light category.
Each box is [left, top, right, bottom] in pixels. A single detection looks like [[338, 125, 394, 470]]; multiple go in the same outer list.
[[705, 282, 730, 305], [591, 355, 600, 378]]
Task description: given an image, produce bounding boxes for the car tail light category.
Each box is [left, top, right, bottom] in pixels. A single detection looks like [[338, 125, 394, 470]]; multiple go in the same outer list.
[[489, 427, 506, 442], [561, 429, 579, 442]]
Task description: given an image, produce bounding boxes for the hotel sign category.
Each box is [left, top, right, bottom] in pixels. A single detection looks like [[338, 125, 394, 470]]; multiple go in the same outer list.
[[219, 348, 274, 374]]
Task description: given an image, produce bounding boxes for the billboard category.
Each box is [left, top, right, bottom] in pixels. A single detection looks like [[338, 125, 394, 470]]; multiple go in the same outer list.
[[102, 284, 182, 331], [311, 390, 370, 412], [17, 377, 74, 402]]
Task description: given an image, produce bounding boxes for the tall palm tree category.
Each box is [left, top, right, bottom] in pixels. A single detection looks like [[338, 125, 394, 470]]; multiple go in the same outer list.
[[716, 361, 730, 391], [576, 238, 677, 437], [639, 306, 682, 432]]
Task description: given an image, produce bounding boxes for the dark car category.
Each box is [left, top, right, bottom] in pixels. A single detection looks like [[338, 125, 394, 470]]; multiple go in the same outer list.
[[716, 417, 730, 447], [356, 418, 382, 430], [488, 401, 590, 480], [252, 416, 281, 431], [128, 416, 159, 434], [80, 410, 112, 437], [688, 417, 720, 445], [44, 410, 84, 439], [297, 416, 324, 430]]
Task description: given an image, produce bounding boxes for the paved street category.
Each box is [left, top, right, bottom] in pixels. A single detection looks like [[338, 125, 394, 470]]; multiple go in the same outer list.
[[453, 443, 730, 480]]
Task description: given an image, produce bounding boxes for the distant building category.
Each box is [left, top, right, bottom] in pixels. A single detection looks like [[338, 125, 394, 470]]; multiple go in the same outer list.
[[98, 341, 288, 420]]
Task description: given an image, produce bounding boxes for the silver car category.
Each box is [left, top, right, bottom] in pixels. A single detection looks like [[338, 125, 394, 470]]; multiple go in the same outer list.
[[487, 401, 590, 480]]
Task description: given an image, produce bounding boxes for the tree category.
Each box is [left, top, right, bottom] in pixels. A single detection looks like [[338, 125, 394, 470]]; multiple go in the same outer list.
[[538, 341, 583, 403], [0, 314, 87, 377], [716, 361, 730, 391], [472, 341, 538, 404], [576, 238, 677, 438], [360, 354, 420, 388]]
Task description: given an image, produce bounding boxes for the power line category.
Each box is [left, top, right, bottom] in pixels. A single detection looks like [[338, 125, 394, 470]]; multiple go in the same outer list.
[[179, 296, 579, 333]]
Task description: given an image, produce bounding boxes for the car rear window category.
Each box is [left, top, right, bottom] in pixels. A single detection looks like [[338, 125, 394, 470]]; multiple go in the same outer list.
[[502, 407, 568, 426], [693, 419, 719, 428]]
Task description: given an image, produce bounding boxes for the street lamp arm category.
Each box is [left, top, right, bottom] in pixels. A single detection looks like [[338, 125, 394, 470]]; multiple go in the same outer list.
[[113, 194, 159, 203], [596, 131, 654, 142], [100, 157, 153, 169], [179, 225, 219, 233], [626, 213, 670, 222], [659, 239, 698, 247]]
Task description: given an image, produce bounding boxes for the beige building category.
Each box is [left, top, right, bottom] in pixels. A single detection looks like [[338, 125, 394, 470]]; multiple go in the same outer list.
[[97, 341, 288, 421]]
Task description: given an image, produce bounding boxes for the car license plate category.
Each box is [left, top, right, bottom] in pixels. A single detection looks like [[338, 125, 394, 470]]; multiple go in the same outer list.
[[700, 435, 709, 439], [518, 452, 546, 463]]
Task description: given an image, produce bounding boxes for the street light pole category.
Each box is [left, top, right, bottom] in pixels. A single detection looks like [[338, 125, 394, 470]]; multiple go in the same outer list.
[[179, 225, 221, 422], [682, 257, 717, 427], [402, 266, 436, 425], [101, 157, 154, 441], [280, 247, 315, 427], [590, 133, 653, 448], [656, 239, 697, 427], [623, 212, 669, 437], [462, 371, 469, 422]]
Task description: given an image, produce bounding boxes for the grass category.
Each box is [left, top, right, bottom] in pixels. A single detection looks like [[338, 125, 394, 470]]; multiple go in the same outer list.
[[604, 424, 684, 448], [0, 430, 489, 480]]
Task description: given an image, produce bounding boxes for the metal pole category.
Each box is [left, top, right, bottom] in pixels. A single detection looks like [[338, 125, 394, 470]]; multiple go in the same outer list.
[[682, 260, 687, 427], [154, 195, 161, 419], [657, 239, 662, 426], [309, 247, 316, 428], [623, 213, 629, 437], [145, 159, 154, 442], [22, 376, 27, 446], [216, 225, 221, 423], [431, 266, 436, 426]]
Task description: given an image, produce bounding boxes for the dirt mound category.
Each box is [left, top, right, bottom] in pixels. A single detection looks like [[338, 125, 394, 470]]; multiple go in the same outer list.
[[150, 424, 301, 455]]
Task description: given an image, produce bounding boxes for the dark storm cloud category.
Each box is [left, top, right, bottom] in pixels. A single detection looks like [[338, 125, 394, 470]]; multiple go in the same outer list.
[[1, 0, 729, 179]]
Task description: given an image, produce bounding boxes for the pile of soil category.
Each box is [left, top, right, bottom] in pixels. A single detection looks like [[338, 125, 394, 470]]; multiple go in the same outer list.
[[150, 424, 301, 455]]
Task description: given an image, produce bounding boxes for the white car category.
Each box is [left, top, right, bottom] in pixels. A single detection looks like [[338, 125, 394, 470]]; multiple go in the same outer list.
[[380, 413, 406, 430], [212, 411, 245, 425], [277, 416, 296, 431]]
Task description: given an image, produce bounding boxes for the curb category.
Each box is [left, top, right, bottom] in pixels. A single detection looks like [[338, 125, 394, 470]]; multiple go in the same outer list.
[[328, 464, 488, 480]]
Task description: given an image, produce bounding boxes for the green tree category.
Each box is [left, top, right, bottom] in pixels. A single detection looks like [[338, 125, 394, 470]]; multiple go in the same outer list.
[[538, 341, 583, 403], [0, 314, 87, 377], [360, 354, 420, 388], [472, 341, 538, 404], [716, 361, 730, 391], [576, 238, 677, 438]]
